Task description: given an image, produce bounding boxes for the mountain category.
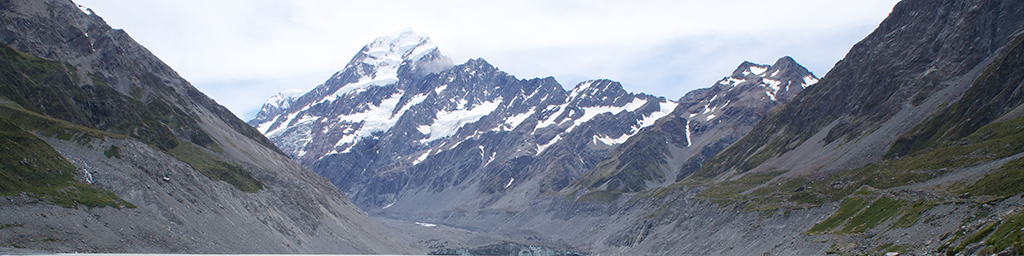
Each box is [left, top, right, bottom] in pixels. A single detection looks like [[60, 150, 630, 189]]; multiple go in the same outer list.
[[249, 28, 821, 220], [567, 57, 817, 198], [0, 0, 408, 253], [250, 28, 677, 214]]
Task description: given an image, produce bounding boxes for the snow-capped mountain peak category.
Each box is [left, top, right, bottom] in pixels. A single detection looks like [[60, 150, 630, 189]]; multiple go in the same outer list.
[[248, 26, 815, 217], [265, 89, 306, 110], [322, 28, 453, 103], [363, 27, 436, 64], [251, 89, 308, 134], [715, 57, 818, 101]]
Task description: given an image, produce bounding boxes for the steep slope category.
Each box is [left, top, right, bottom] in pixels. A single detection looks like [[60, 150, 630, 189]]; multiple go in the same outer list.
[[567, 57, 817, 198], [0, 0, 407, 253], [250, 31, 680, 216], [618, 0, 1024, 255], [696, 0, 1024, 178]]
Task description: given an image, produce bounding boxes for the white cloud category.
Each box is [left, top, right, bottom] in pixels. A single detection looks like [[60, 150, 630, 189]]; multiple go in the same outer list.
[[73, 0, 899, 120]]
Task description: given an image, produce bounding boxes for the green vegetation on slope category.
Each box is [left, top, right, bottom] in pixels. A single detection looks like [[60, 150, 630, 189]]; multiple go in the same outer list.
[[890, 200, 936, 229], [680, 113, 1024, 215], [807, 196, 869, 234], [0, 113, 133, 209], [168, 142, 263, 193], [839, 197, 905, 233], [986, 212, 1024, 253], [807, 190, 937, 235], [964, 155, 1024, 197]]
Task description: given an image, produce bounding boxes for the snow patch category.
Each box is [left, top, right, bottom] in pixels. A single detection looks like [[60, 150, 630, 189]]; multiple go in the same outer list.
[[415, 222, 437, 227], [331, 133, 360, 154], [803, 75, 819, 88], [568, 80, 597, 99], [76, 5, 92, 15], [393, 92, 428, 123], [255, 115, 280, 134], [412, 151, 430, 165], [337, 92, 404, 136], [634, 100, 679, 132], [319, 74, 399, 104], [416, 125, 431, 135], [685, 119, 692, 147], [266, 111, 302, 136], [721, 77, 746, 86], [422, 98, 503, 142], [566, 97, 648, 134], [594, 134, 630, 145], [535, 103, 568, 130], [485, 151, 497, 167], [621, 98, 648, 111], [504, 109, 534, 129], [536, 135, 561, 155], [504, 177, 515, 189], [749, 66, 768, 75], [762, 78, 782, 92], [295, 114, 319, 126], [323, 91, 419, 154]]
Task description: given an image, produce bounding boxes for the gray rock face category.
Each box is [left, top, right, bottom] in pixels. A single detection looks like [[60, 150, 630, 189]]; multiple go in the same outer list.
[[0, 0, 408, 253]]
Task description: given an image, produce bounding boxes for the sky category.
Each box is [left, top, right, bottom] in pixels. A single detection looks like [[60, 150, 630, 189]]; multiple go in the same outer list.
[[72, 0, 900, 121]]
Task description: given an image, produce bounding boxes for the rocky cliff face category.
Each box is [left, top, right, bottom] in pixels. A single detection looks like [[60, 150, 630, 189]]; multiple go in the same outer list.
[[0, 0, 408, 253]]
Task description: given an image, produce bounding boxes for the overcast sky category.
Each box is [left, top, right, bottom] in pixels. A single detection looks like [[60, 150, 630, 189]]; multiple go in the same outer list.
[[73, 0, 900, 120]]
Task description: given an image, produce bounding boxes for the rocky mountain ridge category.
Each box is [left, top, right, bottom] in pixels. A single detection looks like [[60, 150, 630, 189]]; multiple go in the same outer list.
[[566, 56, 817, 198]]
